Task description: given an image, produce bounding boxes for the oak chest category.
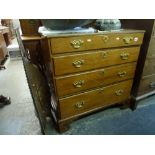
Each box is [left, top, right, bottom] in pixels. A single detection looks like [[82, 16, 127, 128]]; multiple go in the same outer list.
[[40, 30, 144, 132]]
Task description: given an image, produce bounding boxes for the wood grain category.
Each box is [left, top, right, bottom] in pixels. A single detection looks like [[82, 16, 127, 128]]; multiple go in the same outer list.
[[56, 62, 136, 97], [59, 80, 133, 119], [50, 33, 144, 54], [53, 47, 140, 75]]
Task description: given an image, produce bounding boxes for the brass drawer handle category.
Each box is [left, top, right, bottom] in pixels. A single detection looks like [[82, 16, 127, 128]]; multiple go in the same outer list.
[[73, 80, 85, 88], [118, 71, 127, 77], [75, 101, 85, 109], [115, 89, 124, 96], [72, 60, 85, 68], [120, 53, 129, 60], [123, 36, 133, 44], [70, 39, 84, 49], [149, 82, 155, 88], [102, 51, 108, 58], [102, 35, 109, 43]]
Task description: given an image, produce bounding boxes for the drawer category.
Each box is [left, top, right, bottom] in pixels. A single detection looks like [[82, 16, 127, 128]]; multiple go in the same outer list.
[[147, 37, 155, 57], [53, 47, 140, 76], [50, 33, 144, 54], [148, 38, 155, 50], [138, 74, 155, 96], [143, 57, 155, 76], [147, 50, 155, 58], [56, 62, 136, 97], [59, 80, 133, 119]]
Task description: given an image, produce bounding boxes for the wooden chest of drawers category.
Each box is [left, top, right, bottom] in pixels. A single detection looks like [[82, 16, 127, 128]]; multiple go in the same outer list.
[[41, 30, 144, 132], [138, 21, 155, 97]]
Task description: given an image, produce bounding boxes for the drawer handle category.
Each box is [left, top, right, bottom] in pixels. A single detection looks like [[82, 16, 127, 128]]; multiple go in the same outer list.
[[120, 53, 129, 60], [149, 82, 155, 88], [75, 101, 85, 109], [115, 89, 124, 96], [118, 71, 127, 77], [70, 39, 84, 49], [123, 36, 133, 44], [102, 35, 109, 43], [72, 60, 85, 68], [102, 51, 108, 58], [73, 80, 85, 88]]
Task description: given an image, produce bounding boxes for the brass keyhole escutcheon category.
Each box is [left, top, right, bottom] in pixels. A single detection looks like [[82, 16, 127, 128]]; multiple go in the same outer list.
[[120, 53, 129, 60], [99, 88, 104, 93], [115, 89, 124, 96], [123, 36, 133, 44], [118, 71, 127, 77], [102, 51, 108, 58], [102, 35, 109, 43], [75, 101, 85, 109], [72, 60, 85, 68], [73, 80, 85, 88], [70, 39, 84, 49], [100, 69, 105, 75]]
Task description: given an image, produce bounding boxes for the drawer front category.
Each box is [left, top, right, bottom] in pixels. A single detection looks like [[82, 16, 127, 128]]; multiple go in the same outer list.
[[56, 63, 136, 97], [53, 47, 140, 76], [147, 37, 155, 57], [59, 80, 133, 119], [143, 57, 155, 76], [148, 37, 155, 51], [50, 33, 144, 54], [138, 74, 155, 96]]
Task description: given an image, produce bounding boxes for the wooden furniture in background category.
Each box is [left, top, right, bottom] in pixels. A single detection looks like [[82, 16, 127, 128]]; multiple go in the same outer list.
[[0, 26, 9, 64], [21, 36, 44, 68], [20, 19, 42, 36], [120, 19, 155, 101], [0, 25, 11, 46], [1, 19, 14, 45], [40, 30, 144, 132], [138, 21, 155, 98], [0, 32, 7, 63], [15, 28, 51, 134], [1, 19, 14, 38], [20, 20, 43, 67]]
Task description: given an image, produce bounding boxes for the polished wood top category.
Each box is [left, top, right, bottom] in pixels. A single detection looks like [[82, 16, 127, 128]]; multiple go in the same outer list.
[[21, 35, 42, 41]]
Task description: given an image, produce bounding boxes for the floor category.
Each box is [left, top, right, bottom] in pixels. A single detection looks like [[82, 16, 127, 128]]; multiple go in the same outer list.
[[0, 59, 41, 134], [0, 59, 155, 135]]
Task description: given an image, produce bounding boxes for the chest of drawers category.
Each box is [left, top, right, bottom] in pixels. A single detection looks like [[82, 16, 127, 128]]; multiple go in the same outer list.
[[138, 21, 155, 97], [41, 30, 144, 132]]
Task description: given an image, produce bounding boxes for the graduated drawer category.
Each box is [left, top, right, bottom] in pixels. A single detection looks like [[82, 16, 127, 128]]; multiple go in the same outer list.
[[138, 74, 155, 96], [59, 80, 133, 119], [142, 57, 155, 76], [53, 47, 140, 76], [56, 62, 136, 97], [50, 33, 144, 54]]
